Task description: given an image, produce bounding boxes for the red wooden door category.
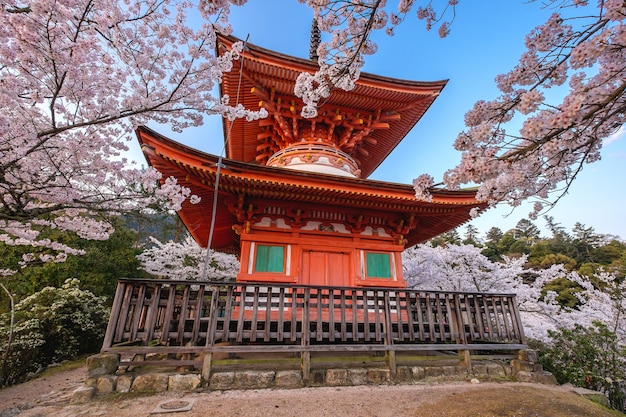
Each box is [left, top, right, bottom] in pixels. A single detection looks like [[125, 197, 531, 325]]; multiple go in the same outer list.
[[301, 250, 351, 287]]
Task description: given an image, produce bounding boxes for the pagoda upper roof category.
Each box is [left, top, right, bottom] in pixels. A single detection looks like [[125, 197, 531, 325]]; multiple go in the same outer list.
[[218, 35, 447, 179], [137, 126, 486, 253]]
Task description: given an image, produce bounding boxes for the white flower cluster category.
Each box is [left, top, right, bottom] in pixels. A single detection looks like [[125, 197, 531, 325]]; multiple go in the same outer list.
[[403, 243, 626, 344], [295, 1, 456, 117], [0, 279, 110, 385], [0, 0, 256, 263], [412, 174, 434, 202], [137, 236, 240, 281], [436, 0, 626, 217]]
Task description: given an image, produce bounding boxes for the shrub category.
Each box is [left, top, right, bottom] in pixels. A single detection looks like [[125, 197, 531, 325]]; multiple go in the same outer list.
[[539, 321, 626, 412], [0, 279, 110, 387]]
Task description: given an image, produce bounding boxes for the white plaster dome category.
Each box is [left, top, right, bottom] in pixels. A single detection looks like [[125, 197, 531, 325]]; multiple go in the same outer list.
[[266, 142, 361, 178]]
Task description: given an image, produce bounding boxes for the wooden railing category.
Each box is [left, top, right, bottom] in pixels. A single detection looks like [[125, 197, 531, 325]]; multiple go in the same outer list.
[[101, 279, 527, 382]]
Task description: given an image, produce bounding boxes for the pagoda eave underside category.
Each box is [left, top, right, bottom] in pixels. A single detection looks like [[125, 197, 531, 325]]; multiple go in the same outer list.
[[217, 35, 447, 179], [137, 126, 485, 253]]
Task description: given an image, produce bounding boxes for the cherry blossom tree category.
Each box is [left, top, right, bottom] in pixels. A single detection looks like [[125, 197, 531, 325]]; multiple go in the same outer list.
[[402, 244, 526, 293], [137, 236, 240, 280], [443, 0, 626, 217], [403, 243, 626, 343], [5, 0, 623, 272], [292, 0, 458, 117], [0, 0, 265, 272], [257, 1, 625, 216], [571, 270, 626, 341]]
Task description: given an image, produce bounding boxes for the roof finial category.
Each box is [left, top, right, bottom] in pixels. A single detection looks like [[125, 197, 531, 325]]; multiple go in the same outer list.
[[309, 18, 321, 61]]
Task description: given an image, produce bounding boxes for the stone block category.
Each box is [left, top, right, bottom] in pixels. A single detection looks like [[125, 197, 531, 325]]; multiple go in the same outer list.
[[309, 369, 326, 386], [347, 368, 368, 386], [70, 386, 95, 404], [325, 369, 348, 386], [367, 368, 391, 384], [515, 371, 536, 383], [471, 364, 488, 377], [234, 370, 275, 390], [131, 373, 169, 392], [535, 371, 557, 385], [510, 359, 535, 373], [274, 370, 303, 388], [95, 376, 116, 394], [442, 366, 457, 377], [209, 372, 235, 390], [168, 374, 202, 391], [84, 377, 97, 388], [86, 353, 120, 378], [425, 367, 444, 378], [454, 366, 469, 377], [518, 349, 538, 363], [395, 366, 412, 383], [116, 375, 134, 393], [411, 366, 425, 381], [486, 364, 506, 378]]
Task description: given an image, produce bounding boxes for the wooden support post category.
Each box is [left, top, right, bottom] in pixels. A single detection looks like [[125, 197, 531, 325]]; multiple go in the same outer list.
[[382, 292, 397, 378], [301, 351, 311, 384], [458, 349, 472, 370], [302, 287, 311, 384], [202, 286, 220, 386], [454, 294, 472, 371], [201, 352, 213, 386], [386, 350, 397, 378]]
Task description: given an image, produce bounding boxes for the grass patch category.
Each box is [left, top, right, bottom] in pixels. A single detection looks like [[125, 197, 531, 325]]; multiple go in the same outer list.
[[38, 355, 88, 377]]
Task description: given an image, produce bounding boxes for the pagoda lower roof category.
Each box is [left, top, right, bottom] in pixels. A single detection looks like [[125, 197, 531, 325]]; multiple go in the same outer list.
[[217, 35, 447, 179], [137, 126, 486, 253]]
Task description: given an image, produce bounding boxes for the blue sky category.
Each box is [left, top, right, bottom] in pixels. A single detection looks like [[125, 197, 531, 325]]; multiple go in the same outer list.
[[144, 1, 626, 240]]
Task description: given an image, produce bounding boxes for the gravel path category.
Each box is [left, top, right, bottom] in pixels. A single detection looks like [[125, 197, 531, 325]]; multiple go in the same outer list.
[[0, 366, 620, 417]]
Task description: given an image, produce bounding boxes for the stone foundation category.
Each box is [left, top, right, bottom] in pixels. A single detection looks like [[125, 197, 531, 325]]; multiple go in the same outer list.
[[76, 350, 557, 402]]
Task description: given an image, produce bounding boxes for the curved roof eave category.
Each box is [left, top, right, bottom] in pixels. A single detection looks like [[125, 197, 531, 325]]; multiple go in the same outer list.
[[217, 35, 448, 178], [136, 126, 488, 251]]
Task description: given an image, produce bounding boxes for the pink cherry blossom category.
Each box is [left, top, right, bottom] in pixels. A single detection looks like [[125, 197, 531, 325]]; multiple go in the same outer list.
[[290, 1, 623, 218], [1, 0, 262, 267], [138, 236, 240, 280], [437, 1, 625, 218], [294, 0, 456, 115], [403, 243, 626, 343]]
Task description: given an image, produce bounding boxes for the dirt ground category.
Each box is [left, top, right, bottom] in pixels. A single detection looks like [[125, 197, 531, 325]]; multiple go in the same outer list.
[[0, 365, 621, 417]]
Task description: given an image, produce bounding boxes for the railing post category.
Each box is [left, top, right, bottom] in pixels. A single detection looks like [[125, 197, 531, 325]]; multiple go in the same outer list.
[[159, 285, 177, 345], [202, 285, 220, 385], [382, 291, 396, 378], [201, 352, 213, 386], [454, 293, 472, 370], [101, 280, 127, 350], [189, 285, 205, 346], [510, 295, 526, 344], [143, 283, 162, 343], [301, 287, 311, 384]]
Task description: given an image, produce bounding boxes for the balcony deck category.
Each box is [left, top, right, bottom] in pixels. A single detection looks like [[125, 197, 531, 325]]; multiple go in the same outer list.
[[101, 279, 527, 383]]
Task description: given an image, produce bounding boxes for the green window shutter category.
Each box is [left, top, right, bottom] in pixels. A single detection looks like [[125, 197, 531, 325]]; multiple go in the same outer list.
[[366, 252, 391, 278], [255, 245, 285, 273]]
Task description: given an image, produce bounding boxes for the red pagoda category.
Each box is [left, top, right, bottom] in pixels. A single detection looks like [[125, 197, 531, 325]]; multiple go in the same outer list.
[[99, 34, 527, 377], [137, 34, 487, 288]]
